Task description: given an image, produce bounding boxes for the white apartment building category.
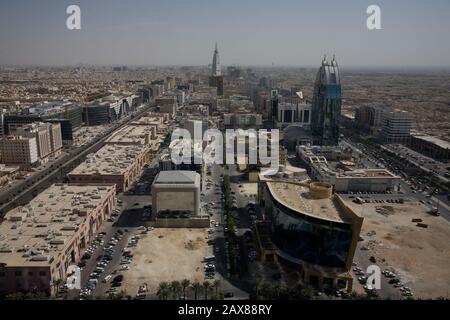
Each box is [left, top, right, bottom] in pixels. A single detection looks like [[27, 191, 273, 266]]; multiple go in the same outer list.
[[380, 109, 412, 144]]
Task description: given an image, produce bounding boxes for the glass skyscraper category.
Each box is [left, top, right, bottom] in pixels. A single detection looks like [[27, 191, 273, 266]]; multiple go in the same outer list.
[[311, 56, 342, 146]]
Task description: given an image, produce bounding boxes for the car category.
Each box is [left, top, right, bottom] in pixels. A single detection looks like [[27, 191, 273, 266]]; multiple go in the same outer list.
[[113, 275, 124, 282]]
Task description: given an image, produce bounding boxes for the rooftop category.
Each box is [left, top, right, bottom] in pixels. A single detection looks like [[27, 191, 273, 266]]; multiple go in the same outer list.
[[105, 125, 155, 145], [266, 181, 352, 223], [69, 144, 148, 176], [154, 171, 200, 185], [413, 134, 450, 150], [0, 184, 114, 267]]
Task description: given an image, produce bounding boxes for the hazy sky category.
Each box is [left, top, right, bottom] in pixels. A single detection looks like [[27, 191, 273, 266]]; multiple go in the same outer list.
[[0, 0, 449, 67]]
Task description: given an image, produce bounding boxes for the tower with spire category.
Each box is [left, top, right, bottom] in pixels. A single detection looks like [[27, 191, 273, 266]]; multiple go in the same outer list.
[[209, 43, 224, 96], [211, 43, 221, 77]]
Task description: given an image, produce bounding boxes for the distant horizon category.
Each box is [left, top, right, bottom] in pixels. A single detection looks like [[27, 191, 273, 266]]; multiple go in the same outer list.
[[2, 63, 450, 72]]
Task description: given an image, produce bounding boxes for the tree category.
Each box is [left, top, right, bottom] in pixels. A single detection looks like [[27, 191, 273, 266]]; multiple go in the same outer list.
[[52, 278, 63, 295], [191, 282, 202, 300], [157, 282, 170, 300], [213, 279, 221, 296], [181, 279, 191, 300], [252, 278, 263, 298], [170, 280, 182, 300], [203, 281, 211, 300], [301, 286, 314, 300], [5, 292, 24, 300]]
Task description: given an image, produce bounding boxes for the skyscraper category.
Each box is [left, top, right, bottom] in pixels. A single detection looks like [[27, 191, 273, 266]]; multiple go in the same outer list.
[[209, 43, 224, 96], [211, 43, 221, 76], [311, 55, 342, 146]]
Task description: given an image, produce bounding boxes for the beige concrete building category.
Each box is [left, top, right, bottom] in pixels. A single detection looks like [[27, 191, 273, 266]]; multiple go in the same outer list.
[[0, 184, 116, 296], [68, 144, 150, 193], [152, 171, 201, 217], [49, 123, 63, 157], [105, 125, 156, 145], [0, 136, 39, 170], [9, 122, 62, 161], [0, 165, 20, 186]]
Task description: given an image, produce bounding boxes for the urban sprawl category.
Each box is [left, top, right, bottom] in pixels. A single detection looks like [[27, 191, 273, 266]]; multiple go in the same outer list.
[[0, 46, 449, 301]]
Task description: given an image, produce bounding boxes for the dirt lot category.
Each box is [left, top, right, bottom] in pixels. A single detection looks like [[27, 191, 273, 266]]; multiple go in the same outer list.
[[121, 228, 212, 296], [347, 201, 450, 299]]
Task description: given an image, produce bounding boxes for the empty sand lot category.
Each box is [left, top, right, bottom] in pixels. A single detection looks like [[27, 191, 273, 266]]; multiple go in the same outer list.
[[121, 228, 212, 296], [348, 201, 450, 299]]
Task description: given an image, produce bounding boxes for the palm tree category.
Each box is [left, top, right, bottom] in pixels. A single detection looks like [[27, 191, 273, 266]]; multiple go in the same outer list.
[[191, 282, 202, 300], [252, 278, 262, 298], [213, 279, 221, 296], [203, 281, 211, 300], [272, 283, 282, 299], [52, 278, 63, 295], [181, 279, 191, 300], [170, 280, 182, 300], [157, 282, 170, 300]]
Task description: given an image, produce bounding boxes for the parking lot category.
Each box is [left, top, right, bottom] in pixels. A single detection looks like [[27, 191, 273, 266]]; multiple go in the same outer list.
[[346, 200, 450, 299], [120, 228, 212, 298]]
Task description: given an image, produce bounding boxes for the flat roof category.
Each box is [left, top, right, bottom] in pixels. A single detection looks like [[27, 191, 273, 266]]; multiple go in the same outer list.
[[154, 171, 200, 185], [105, 125, 155, 145], [69, 144, 148, 176], [266, 181, 352, 223], [414, 135, 450, 150], [0, 184, 114, 267], [130, 116, 164, 126]]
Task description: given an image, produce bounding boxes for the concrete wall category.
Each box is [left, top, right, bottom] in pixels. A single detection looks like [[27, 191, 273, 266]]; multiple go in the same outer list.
[[151, 217, 210, 228]]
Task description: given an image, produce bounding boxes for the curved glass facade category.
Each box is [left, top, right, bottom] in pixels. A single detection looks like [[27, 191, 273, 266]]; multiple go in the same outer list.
[[266, 190, 352, 268]]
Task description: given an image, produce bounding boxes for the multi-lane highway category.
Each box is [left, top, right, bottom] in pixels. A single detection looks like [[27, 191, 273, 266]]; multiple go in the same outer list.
[[0, 104, 154, 216]]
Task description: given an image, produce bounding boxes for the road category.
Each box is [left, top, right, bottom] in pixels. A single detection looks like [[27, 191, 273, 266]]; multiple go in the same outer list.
[[201, 163, 250, 299], [341, 137, 450, 221], [0, 104, 154, 216]]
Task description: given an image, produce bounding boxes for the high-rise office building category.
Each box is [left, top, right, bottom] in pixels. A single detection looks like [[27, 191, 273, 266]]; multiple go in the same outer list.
[[380, 109, 412, 144], [211, 43, 221, 77], [209, 43, 224, 96], [311, 55, 342, 146]]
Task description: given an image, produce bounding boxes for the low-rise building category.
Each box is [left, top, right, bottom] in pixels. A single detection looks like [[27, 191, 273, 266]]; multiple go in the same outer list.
[[106, 125, 156, 146], [410, 134, 450, 163], [68, 144, 150, 193], [0, 165, 20, 186], [0, 184, 116, 296], [152, 171, 201, 217], [298, 145, 400, 192]]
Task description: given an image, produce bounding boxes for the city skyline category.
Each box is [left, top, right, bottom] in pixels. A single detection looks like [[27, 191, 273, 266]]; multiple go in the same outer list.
[[0, 0, 450, 67]]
